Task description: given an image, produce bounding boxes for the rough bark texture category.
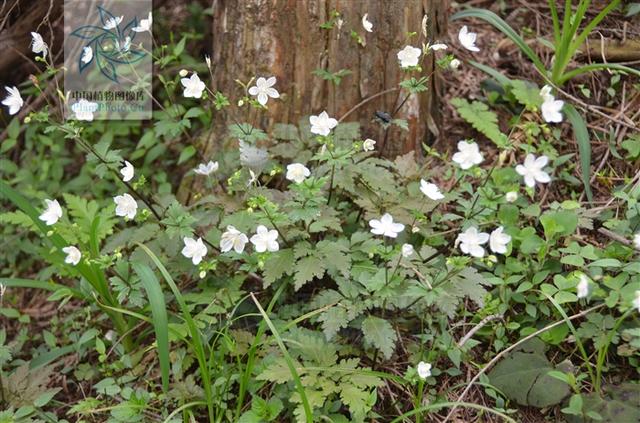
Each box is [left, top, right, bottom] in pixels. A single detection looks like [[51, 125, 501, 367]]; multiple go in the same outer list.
[[0, 1, 63, 82], [208, 0, 447, 158]]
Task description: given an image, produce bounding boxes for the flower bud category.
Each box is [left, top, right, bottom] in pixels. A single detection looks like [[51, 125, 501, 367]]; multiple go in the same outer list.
[[506, 191, 518, 203], [450, 58, 461, 70], [179, 69, 188, 77]]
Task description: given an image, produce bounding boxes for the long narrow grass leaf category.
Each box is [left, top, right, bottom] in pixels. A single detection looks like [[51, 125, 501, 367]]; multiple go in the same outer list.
[[250, 292, 313, 423], [390, 401, 518, 423], [564, 104, 593, 203], [136, 243, 214, 422], [468, 60, 513, 86], [559, 62, 640, 85], [132, 262, 170, 393]]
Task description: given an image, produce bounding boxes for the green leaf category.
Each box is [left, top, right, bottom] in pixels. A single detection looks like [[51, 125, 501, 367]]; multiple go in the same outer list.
[[178, 145, 196, 164], [621, 134, 640, 159], [319, 306, 349, 340], [540, 210, 578, 239], [137, 243, 214, 421], [251, 294, 313, 423], [263, 249, 295, 288], [132, 262, 170, 393], [488, 350, 570, 407], [564, 104, 593, 203], [451, 98, 508, 147], [293, 255, 326, 291], [511, 80, 542, 109], [361, 316, 396, 360], [34, 388, 61, 407]]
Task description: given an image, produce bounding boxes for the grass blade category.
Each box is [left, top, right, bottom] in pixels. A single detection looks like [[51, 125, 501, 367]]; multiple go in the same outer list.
[[539, 291, 595, 386], [249, 292, 313, 423], [559, 62, 640, 85], [136, 243, 214, 422], [564, 104, 593, 203], [390, 401, 518, 423], [468, 60, 513, 86], [451, 9, 546, 75], [132, 262, 170, 393], [0, 277, 83, 298]]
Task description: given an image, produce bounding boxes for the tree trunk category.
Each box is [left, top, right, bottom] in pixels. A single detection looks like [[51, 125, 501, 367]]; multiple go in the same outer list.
[[207, 0, 447, 158]]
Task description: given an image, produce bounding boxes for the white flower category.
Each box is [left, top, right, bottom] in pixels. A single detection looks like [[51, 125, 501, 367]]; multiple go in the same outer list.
[[397, 45, 422, 68], [286, 163, 310, 184], [120, 161, 134, 182], [113, 193, 138, 219], [577, 274, 590, 299], [104, 15, 123, 29], [634, 233, 640, 250], [181, 72, 206, 99], [369, 213, 405, 238], [402, 243, 414, 258], [363, 138, 376, 152], [71, 99, 98, 121], [2, 86, 23, 115], [540, 85, 553, 101], [541, 97, 564, 123], [250, 225, 279, 252], [62, 246, 82, 266], [429, 43, 448, 51], [248, 76, 280, 106], [457, 227, 489, 258], [452, 141, 483, 170], [361, 14, 373, 32], [182, 237, 207, 265], [220, 226, 249, 254], [489, 226, 511, 254], [420, 179, 445, 200], [449, 58, 461, 70], [39, 199, 62, 225], [309, 111, 338, 136], [132, 11, 152, 32], [194, 161, 219, 176], [515, 154, 551, 188], [505, 191, 518, 202], [81, 46, 93, 64], [30, 32, 48, 56], [633, 291, 640, 313], [417, 361, 432, 379], [458, 26, 479, 52], [248, 169, 257, 186]]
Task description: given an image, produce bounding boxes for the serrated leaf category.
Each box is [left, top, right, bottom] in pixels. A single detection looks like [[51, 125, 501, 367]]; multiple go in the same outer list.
[[361, 316, 396, 359], [451, 98, 508, 147], [319, 306, 349, 340], [511, 80, 542, 109], [293, 255, 326, 290], [263, 249, 295, 288]]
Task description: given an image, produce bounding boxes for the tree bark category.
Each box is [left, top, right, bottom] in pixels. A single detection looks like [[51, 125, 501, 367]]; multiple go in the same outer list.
[[207, 0, 447, 158]]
